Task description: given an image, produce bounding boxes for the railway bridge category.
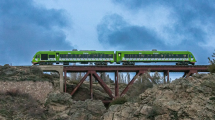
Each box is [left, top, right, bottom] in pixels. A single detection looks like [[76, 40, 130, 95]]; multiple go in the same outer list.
[[38, 65, 209, 100]]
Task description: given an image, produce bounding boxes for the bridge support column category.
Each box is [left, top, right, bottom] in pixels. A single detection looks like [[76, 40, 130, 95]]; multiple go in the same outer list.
[[164, 70, 170, 83], [37, 65, 64, 92], [59, 71, 64, 92], [115, 70, 119, 97], [120, 71, 145, 96], [90, 71, 93, 99], [64, 70, 67, 92]]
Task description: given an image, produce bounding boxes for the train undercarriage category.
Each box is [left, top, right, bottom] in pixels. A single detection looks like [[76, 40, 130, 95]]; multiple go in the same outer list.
[[35, 61, 195, 66]]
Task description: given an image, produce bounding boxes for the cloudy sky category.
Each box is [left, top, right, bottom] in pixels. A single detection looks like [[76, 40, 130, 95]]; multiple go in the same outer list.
[[0, 0, 215, 65]]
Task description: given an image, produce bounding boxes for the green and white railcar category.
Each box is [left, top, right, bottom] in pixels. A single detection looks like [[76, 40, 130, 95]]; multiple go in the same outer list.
[[32, 50, 115, 65], [115, 51, 196, 65]]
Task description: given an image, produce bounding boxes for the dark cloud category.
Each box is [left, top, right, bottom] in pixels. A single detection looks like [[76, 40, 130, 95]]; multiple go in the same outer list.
[[97, 14, 165, 50], [0, 0, 72, 65], [112, 0, 215, 43]]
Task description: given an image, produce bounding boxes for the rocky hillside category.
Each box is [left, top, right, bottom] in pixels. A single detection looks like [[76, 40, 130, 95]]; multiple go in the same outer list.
[[102, 73, 215, 120], [0, 64, 215, 120]]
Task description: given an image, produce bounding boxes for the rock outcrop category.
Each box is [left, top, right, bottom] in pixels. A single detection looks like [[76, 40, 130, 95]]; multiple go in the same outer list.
[[0, 65, 54, 103], [45, 91, 107, 120], [102, 73, 215, 120]]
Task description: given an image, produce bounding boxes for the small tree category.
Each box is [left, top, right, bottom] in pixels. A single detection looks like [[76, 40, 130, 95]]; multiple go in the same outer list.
[[208, 50, 215, 73]]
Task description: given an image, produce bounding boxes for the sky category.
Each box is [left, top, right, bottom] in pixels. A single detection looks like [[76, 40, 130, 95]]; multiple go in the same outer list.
[[0, 0, 215, 67]]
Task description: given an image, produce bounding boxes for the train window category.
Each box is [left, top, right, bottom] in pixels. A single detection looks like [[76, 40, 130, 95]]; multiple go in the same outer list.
[[35, 55, 40, 58], [161, 54, 163, 58], [154, 54, 157, 58], [178, 54, 182, 58], [49, 55, 55, 58], [183, 55, 187, 58], [191, 55, 193, 58], [41, 54, 48, 60], [172, 54, 175, 58]]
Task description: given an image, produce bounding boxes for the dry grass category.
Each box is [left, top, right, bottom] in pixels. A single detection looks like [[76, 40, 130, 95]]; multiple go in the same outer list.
[[0, 89, 46, 120]]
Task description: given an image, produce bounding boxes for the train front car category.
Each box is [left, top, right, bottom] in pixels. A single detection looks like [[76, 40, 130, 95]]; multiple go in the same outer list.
[[32, 52, 40, 65], [32, 50, 115, 65], [116, 50, 196, 65], [32, 51, 57, 65]]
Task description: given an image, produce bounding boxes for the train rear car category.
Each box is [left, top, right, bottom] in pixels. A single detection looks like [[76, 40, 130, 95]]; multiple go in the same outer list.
[[115, 50, 196, 65]]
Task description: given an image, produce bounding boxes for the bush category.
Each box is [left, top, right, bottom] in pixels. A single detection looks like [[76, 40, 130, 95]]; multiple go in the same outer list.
[[0, 90, 46, 119], [208, 54, 215, 73], [42, 74, 53, 80], [30, 66, 43, 75], [109, 97, 127, 107], [147, 105, 162, 120], [6, 89, 20, 96], [209, 97, 215, 101], [208, 64, 215, 73]]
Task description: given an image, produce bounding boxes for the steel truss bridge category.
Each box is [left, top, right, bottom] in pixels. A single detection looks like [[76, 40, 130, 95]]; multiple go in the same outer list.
[[38, 65, 209, 101]]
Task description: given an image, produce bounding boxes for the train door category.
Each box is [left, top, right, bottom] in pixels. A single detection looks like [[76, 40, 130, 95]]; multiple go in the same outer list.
[[56, 53, 59, 64], [118, 53, 121, 60]]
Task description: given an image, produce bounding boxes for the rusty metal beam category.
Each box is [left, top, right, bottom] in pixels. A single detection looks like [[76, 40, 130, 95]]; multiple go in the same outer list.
[[167, 70, 169, 83], [120, 71, 145, 96], [163, 70, 170, 83], [92, 71, 114, 98], [64, 65, 209, 72], [115, 70, 119, 97], [185, 70, 198, 78], [71, 71, 90, 96], [90, 72, 93, 99]]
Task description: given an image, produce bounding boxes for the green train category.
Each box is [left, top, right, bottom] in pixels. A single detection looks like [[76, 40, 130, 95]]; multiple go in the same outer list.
[[32, 49, 196, 65]]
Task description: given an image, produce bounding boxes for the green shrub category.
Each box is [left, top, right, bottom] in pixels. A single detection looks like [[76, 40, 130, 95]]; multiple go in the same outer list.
[[209, 97, 215, 101], [208, 64, 215, 73], [109, 97, 127, 107]]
